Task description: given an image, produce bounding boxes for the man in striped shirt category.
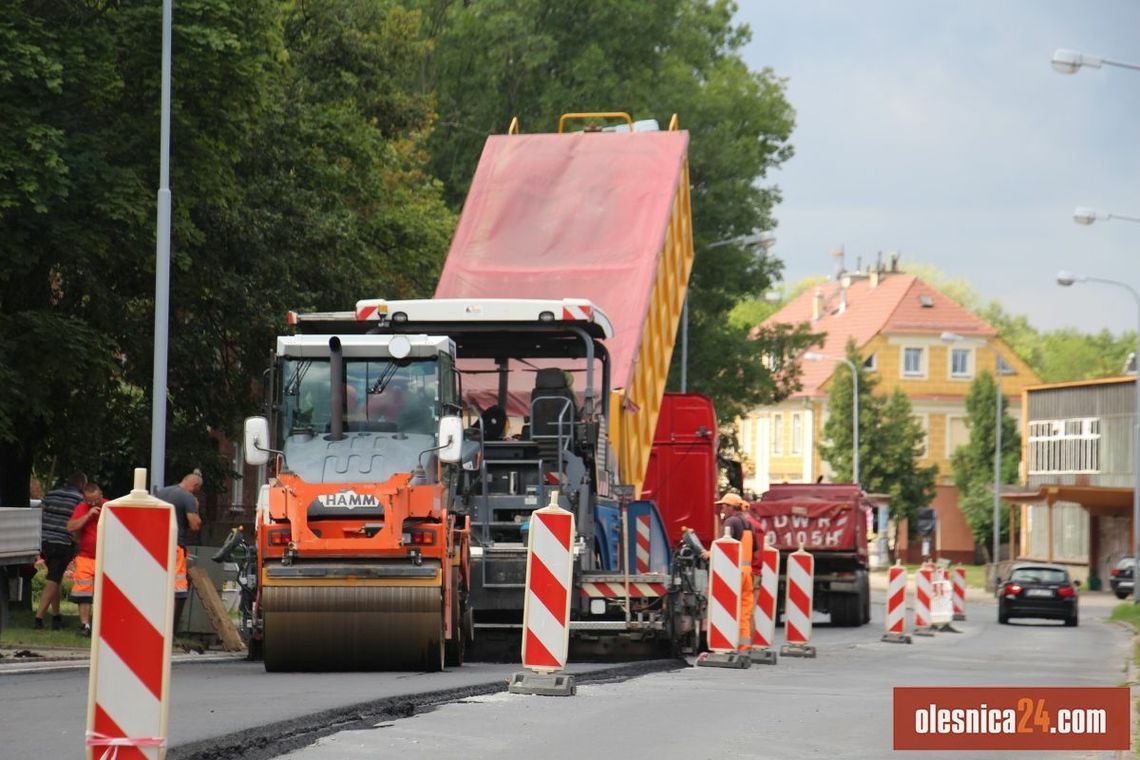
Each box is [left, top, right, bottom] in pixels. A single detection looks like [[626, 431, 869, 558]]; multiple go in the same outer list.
[[36, 472, 86, 630]]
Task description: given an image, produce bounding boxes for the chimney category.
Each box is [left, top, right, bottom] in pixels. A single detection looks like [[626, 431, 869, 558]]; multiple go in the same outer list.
[[889, 252, 900, 273], [876, 251, 884, 273], [812, 287, 824, 321], [870, 269, 880, 289], [832, 246, 846, 281], [839, 283, 848, 314]]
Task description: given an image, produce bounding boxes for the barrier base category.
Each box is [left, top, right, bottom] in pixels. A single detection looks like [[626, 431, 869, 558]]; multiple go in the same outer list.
[[952, 612, 966, 621], [779, 643, 817, 658], [695, 651, 751, 669], [748, 647, 778, 665], [912, 627, 936, 637], [881, 632, 913, 644], [508, 671, 577, 697], [935, 623, 962, 633]]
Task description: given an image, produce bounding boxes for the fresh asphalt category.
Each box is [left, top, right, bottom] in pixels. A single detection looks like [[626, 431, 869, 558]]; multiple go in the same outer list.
[[0, 589, 1129, 759]]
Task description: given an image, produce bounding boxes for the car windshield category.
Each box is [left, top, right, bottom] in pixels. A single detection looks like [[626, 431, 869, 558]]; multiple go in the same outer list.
[[1009, 568, 1069, 585], [1117, 558, 1135, 569]]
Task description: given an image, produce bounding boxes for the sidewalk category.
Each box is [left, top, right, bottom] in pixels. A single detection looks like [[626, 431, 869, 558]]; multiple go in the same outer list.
[[0, 642, 244, 675]]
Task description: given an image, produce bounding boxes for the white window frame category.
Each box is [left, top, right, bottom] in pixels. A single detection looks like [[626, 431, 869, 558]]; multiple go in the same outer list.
[[772, 413, 784, 455], [902, 346, 927, 379], [996, 353, 1015, 376], [949, 347, 973, 379], [862, 353, 877, 372], [791, 413, 803, 455], [945, 414, 969, 458], [1027, 417, 1101, 475]]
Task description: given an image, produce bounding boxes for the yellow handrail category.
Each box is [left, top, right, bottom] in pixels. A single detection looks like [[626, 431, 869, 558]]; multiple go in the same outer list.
[[557, 112, 634, 134]]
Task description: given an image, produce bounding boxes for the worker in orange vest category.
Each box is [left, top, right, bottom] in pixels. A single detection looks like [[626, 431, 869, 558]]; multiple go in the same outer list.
[[713, 492, 758, 650]]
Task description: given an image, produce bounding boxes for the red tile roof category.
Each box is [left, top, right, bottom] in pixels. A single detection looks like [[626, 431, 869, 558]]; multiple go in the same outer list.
[[758, 273, 997, 397]]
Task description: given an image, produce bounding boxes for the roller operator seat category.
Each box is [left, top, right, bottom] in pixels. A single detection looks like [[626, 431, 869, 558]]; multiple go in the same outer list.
[[529, 368, 578, 469]]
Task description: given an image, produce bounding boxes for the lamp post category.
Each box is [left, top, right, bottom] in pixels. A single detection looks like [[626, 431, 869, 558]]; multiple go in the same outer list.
[[1057, 271, 1140, 603], [1073, 207, 1140, 226], [941, 331, 1003, 583], [680, 230, 776, 392], [1051, 48, 1140, 75], [802, 352, 859, 484], [150, 0, 174, 492]]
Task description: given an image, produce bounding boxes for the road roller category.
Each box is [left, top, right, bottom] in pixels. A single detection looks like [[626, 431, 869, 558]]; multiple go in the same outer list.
[[242, 325, 472, 671]]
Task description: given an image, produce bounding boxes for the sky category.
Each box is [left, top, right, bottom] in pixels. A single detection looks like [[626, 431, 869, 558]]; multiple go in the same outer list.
[[734, 1, 1140, 334]]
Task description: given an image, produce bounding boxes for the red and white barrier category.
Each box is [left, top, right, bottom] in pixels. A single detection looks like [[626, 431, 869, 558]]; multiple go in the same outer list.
[[952, 565, 967, 621], [634, 514, 651, 574], [749, 539, 780, 664], [706, 533, 743, 653], [930, 567, 955, 630], [752, 541, 779, 649], [781, 547, 816, 658], [913, 565, 935, 636], [882, 562, 911, 644], [85, 468, 176, 760], [511, 493, 577, 696]]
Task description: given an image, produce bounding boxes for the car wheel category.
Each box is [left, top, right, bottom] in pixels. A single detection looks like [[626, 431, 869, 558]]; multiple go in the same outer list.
[[998, 605, 1009, 625], [1115, 591, 1129, 600], [1065, 614, 1078, 627]]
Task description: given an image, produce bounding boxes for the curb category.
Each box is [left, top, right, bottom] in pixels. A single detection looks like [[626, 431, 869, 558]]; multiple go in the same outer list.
[[0, 650, 246, 677]]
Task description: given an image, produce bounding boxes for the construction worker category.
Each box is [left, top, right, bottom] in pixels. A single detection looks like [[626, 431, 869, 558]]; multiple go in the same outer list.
[[67, 482, 106, 637], [712, 492, 758, 651]]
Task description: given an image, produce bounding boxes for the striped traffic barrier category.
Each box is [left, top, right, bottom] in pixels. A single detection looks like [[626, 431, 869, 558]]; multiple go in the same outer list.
[[952, 565, 967, 621], [913, 564, 935, 636], [930, 567, 959, 632], [509, 491, 577, 696], [635, 513, 651, 574], [85, 468, 176, 760], [749, 537, 779, 664], [696, 528, 750, 669], [882, 561, 912, 644], [780, 546, 816, 658]]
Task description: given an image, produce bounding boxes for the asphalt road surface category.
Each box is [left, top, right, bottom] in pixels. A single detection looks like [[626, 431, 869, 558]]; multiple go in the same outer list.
[[0, 591, 1130, 759], [281, 593, 1131, 760]]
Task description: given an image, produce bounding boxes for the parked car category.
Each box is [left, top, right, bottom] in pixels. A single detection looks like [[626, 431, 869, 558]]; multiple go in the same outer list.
[[1110, 557, 1134, 600], [996, 563, 1079, 626]]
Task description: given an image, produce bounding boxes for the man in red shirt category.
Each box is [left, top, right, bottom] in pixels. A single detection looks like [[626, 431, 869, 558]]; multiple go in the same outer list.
[[67, 482, 105, 637]]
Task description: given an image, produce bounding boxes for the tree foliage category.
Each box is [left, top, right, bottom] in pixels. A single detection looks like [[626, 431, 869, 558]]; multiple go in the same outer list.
[[950, 371, 1020, 553], [0, 0, 452, 502], [413, 0, 815, 421], [818, 340, 937, 524]]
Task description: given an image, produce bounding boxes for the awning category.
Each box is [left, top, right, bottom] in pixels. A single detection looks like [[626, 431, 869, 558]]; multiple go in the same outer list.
[[1001, 484, 1133, 517]]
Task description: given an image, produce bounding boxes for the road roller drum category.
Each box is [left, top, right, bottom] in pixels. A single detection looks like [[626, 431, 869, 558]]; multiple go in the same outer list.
[[262, 575, 444, 672]]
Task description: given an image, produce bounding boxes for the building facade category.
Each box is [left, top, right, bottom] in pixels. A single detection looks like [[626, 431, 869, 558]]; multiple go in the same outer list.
[[739, 264, 1040, 562], [1008, 376, 1135, 587]]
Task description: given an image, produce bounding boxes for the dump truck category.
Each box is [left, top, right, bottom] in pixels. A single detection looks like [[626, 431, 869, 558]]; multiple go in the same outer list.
[[242, 331, 472, 671], [749, 483, 873, 626], [0, 506, 41, 634]]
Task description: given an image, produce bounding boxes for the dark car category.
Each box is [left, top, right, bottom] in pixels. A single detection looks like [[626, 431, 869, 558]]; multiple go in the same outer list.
[[1110, 557, 1134, 600], [997, 563, 1079, 626]]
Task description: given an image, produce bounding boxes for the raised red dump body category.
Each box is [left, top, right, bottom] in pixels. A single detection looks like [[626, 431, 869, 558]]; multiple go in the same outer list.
[[750, 483, 873, 627]]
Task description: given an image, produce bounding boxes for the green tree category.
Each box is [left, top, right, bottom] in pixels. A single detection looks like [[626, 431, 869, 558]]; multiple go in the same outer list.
[[412, 0, 814, 421], [0, 1, 453, 502], [818, 340, 936, 526], [950, 371, 1021, 556]]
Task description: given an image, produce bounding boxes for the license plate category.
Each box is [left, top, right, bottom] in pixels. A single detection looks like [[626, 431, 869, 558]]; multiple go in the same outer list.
[[1025, 588, 1053, 598]]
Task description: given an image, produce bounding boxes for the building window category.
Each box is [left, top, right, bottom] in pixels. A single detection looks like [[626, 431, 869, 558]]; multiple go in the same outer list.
[[902, 347, 925, 378], [913, 414, 929, 457], [863, 353, 877, 371], [1052, 501, 1089, 563], [1027, 418, 1101, 474], [950, 348, 972, 378], [772, 414, 783, 455], [791, 413, 803, 454], [996, 353, 1015, 375], [946, 415, 970, 457]]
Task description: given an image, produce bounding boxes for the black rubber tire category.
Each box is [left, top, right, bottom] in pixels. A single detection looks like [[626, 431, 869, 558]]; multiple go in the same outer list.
[[831, 594, 859, 627], [860, 573, 871, 625], [1115, 591, 1129, 600], [1065, 614, 1078, 627], [998, 605, 1009, 624]]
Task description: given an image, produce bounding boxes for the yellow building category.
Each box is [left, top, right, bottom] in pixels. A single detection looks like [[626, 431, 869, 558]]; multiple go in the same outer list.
[[739, 266, 1040, 561]]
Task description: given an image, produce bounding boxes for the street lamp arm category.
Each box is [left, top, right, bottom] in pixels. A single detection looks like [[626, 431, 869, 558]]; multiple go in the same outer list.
[[1108, 212, 1140, 225], [1082, 277, 1140, 308], [1103, 57, 1140, 73]]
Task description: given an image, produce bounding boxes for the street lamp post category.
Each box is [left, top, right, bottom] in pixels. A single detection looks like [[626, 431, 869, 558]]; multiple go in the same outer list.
[[1057, 271, 1140, 603], [1073, 207, 1140, 226], [802, 352, 859, 484], [1051, 48, 1140, 75], [942, 332, 1003, 583], [150, 0, 174, 492], [680, 230, 776, 392]]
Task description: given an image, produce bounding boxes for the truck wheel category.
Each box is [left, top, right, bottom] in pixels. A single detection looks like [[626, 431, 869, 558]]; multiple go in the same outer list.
[[0, 567, 9, 635]]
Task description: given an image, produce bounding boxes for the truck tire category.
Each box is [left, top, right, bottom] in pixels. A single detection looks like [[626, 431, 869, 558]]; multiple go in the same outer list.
[[860, 572, 871, 625], [830, 593, 860, 627]]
